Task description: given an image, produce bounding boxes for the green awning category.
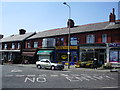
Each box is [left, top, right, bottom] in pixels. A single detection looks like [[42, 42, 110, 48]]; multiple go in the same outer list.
[[37, 50, 53, 55]]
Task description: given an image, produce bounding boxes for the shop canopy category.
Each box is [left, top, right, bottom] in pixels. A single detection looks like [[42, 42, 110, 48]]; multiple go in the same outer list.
[[37, 50, 53, 55]]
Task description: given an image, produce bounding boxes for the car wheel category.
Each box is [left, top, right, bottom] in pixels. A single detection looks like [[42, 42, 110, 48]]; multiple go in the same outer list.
[[51, 66, 55, 70], [37, 65, 41, 69]]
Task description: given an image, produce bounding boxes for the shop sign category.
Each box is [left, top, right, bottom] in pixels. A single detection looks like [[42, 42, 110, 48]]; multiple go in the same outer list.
[[56, 46, 78, 49], [109, 43, 120, 47], [37, 50, 53, 55]]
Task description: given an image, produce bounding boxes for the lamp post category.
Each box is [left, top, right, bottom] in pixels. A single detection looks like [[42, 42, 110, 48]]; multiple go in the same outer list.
[[63, 2, 71, 69]]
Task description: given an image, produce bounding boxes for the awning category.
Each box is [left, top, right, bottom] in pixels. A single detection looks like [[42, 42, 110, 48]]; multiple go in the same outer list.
[[37, 50, 53, 55], [22, 52, 35, 57]]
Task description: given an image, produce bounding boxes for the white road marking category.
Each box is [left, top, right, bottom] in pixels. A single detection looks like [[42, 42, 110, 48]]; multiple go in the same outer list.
[[71, 74, 80, 76], [11, 69, 22, 72], [50, 74, 59, 77], [61, 74, 69, 77], [85, 76, 97, 80], [37, 77, 46, 82], [92, 76, 104, 80], [16, 75, 25, 77], [24, 77, 46, 83], [27, 75, 36, 77], [66, 77, 80, 82], [39, 74, 47, 77], [5, 75, 13, 77]]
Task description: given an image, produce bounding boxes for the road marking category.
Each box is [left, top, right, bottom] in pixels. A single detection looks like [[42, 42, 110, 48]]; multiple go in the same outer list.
[[85, 76, 97, 80], [50, 74, 59, 77], [39, 74, 47, 77], [24, 77, 46, 83], [5, 75, 13, 77], [92, 76, 104, 80], [16, 75, 25, 77], [71, 74, 80, 76], [27, 75, 36, 77], [11, 69, 22, 72], [61, 74, 69, 77], [66, 77, 80, 82], [104, 76, 114, 80]]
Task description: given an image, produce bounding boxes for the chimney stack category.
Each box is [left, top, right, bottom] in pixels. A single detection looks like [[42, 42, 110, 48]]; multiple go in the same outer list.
[[109, 8, 116, 22], [19, 29, 26, 35], [67, 19, 75, 28]]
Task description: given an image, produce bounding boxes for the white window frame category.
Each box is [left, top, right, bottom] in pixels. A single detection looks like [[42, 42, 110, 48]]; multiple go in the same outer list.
[[102, 34, 107, 43], [34, 42, 38, 48], [86, 34, 95, 43]]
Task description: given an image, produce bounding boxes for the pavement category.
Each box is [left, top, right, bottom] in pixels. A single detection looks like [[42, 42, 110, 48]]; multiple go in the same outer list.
[[3, 63, 119, 72]]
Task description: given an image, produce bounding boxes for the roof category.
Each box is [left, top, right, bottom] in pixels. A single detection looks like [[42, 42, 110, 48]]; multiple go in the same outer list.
[[27, 20, 120, 40], [1, 32, 36, 43]]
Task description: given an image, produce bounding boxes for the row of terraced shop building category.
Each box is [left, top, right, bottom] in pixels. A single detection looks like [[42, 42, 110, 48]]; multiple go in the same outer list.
[[0, 8, 120, 66]]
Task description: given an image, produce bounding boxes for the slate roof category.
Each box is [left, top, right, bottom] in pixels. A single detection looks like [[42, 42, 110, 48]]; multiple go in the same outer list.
[[28, 20, 120, 40], [1, 32, 36, 43]]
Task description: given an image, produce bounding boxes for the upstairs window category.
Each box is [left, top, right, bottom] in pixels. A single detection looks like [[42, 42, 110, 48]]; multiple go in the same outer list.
[[12, 43, 15, 49], [17, 43, 20, 49], [34, 42, 38, 48], [4, 44, 7, 49], [102, 34, 107, 43], [27, 42, 31, 48], [86, 35, 95, 43]]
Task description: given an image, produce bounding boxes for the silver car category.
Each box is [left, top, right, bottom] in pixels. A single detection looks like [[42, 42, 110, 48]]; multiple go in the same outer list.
[[36, 59, 64, 70]]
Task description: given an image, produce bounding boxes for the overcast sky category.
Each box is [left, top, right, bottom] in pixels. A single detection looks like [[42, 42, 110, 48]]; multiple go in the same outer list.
[[1, 0, 120, 37]]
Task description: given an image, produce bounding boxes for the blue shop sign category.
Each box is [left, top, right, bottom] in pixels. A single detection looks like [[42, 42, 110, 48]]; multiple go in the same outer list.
[[109, 43, 120, 47]]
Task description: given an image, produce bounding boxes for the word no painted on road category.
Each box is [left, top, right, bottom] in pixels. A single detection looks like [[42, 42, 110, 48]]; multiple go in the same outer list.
[[24, 77, 46, 83]]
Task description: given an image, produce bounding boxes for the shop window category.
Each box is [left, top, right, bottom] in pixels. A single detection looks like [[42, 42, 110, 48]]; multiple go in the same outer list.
[[110, 50, 118, 62], [102, 34, 107, 43], [86, 35, 95, 43], [34, 42, 38, 48]]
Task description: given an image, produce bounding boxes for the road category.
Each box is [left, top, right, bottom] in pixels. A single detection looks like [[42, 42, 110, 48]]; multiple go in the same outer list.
[[1, 64, 120, 90]]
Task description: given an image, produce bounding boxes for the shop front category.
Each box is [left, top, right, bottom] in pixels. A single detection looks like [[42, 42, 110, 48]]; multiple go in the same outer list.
[[109, 43, 120, 63], [37, 49, 55, 61], [55, 46, 79, 65], [79, 44, 106, 66]]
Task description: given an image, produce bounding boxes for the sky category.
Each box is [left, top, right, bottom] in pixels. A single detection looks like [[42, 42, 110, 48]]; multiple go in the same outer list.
[[0, 0, 120, 37]]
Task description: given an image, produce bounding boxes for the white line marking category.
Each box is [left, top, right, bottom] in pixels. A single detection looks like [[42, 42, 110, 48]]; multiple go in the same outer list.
[[71, 74, 80, 76], [27, 75, 36, 77], [39, 74, 47, 77], [16, 75, 25, 77], [11, 69, 22, 72], [86, 76, 97, 80], [66, 77, 80, 82], [5, 75, 14, 77], [61, 74, 69, 77], [50, 75, 59, 77], [105, 76, 114, 80]]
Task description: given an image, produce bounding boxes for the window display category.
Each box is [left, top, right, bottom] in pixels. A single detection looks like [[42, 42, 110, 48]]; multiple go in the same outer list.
[[110, 50, 118, 62]]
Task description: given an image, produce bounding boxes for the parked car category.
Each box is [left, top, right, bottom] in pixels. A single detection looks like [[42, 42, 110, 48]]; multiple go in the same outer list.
[[36, 59, 64, 70], [75, 60, 94, 68]]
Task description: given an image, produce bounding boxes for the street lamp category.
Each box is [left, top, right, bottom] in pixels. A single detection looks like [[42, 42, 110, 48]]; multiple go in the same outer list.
[[63, 2, 71, 69]]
